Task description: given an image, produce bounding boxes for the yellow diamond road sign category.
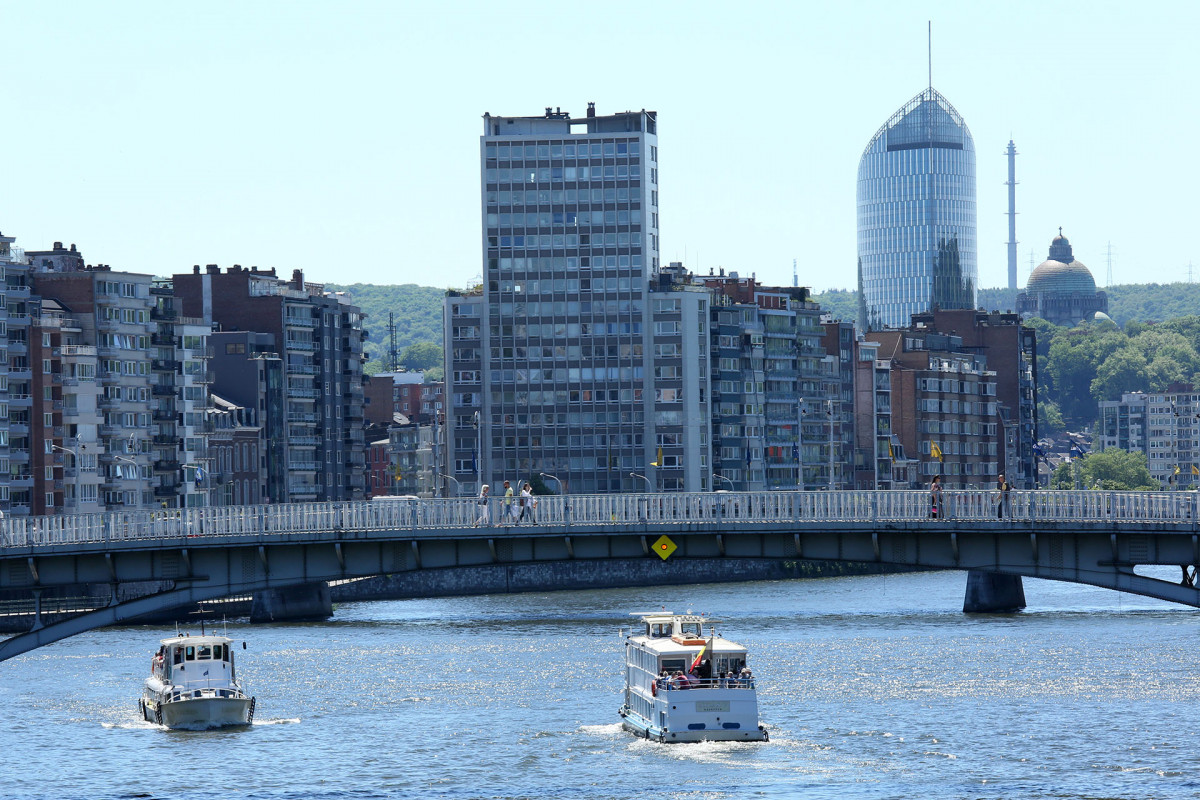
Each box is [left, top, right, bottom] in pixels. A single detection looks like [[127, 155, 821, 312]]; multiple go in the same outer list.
[[653, 535, 677, 561]]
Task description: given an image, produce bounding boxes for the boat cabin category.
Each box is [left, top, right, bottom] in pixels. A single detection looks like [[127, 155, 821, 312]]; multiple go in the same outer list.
[[154, 636, 238, 687]]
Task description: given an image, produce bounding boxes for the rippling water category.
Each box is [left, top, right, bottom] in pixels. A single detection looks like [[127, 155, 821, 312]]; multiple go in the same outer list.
[[3, 571, 1200, 799]]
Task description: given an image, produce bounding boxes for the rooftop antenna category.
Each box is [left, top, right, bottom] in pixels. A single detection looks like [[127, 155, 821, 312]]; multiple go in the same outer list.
[[387, 311, 399, 372], [1105, 242, 1115, 287], [792, 258, 798, 288], [1028, 247, 1036, 283], [1005, 140, 1019, 292], [928, 21, 933, 89]]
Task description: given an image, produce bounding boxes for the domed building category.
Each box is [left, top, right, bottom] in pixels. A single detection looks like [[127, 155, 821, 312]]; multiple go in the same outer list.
[[1016, 229, 1108, 327]]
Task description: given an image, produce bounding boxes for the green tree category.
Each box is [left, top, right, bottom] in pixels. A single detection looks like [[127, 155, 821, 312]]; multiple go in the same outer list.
[[1090, 346, 1148, 401], [400, 342, 443, 371], [1038, 400, 1064, 435], [1052, 448, 1156, 490]]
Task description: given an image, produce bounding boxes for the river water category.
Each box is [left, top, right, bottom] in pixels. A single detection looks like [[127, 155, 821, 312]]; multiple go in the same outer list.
[[2, 570, 1198, 800]]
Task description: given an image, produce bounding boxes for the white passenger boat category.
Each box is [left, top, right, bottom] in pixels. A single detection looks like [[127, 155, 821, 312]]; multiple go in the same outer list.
[[619, 611, 767, 742], [140, 632, 255, 729]]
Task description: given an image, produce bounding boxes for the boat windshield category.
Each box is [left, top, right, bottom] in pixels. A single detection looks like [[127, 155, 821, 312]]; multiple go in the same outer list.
[[678, 622, 702, 637]]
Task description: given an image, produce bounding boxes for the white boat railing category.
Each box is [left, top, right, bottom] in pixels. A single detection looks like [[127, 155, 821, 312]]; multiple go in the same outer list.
[[1, 490, 1198, 549]]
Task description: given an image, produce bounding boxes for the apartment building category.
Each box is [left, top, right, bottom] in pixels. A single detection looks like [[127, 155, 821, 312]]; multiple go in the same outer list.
[[866, 329, 999, 489], [1099, 385, 1200, 489], [176, 266, 367, 502], [446, 104, 664, 496]]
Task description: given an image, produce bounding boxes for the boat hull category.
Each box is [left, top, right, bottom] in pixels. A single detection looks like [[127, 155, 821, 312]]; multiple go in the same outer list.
[[619, 705, 768, 743], [143, 696, 253, 729]]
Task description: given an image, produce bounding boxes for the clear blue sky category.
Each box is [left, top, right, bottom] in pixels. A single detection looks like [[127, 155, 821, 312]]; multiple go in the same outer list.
[[1, 1, 1195, 293]]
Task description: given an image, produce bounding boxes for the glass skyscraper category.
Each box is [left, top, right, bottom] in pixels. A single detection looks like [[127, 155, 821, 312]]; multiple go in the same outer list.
[[856, 88, 976, 331]]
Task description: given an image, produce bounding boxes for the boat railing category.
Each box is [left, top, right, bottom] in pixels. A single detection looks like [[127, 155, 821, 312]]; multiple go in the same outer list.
[[656, 676, 755, 691]]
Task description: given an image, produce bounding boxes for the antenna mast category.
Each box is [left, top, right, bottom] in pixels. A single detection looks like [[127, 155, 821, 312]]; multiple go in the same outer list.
[[1105, 242, 1115, 287], [1005, 140, 1018, 291], [928, 21, 932, 89], [792, 258, 798, 288], [387, 311, 399, 372]]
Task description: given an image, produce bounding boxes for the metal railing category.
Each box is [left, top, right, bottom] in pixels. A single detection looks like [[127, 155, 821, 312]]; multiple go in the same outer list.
[[1, 490, 1198, 549]]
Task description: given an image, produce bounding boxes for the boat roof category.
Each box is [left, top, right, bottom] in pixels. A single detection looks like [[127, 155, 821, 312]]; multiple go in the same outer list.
[[631, 634, 746, 654], [158, 634, 235, 647], [631, 611, 708, 624]]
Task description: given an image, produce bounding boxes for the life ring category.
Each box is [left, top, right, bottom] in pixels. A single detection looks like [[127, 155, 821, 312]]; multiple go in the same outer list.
[[651, 681, 657, 697]]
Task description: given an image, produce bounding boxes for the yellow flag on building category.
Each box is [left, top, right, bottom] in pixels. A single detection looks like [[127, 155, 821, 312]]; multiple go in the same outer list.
[[931, 442, 943, 462], [651, 446, 662, 467]]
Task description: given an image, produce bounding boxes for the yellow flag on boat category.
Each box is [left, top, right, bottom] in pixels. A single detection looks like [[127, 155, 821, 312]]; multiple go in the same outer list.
[[690, 643, 707, 672]]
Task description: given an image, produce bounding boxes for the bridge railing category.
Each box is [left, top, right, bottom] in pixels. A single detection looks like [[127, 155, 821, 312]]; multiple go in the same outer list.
[[0, 490, 1197, 549]]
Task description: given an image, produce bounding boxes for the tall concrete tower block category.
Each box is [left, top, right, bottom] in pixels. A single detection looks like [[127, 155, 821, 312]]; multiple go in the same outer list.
[[1006, 140, 1018, 292]]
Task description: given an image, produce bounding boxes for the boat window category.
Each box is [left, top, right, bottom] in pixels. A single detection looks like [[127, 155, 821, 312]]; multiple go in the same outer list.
[[661, 658, 686, 672], [198, 645, 213, 660], [650, 623, 670, 638], [172, 647, 183, 665], [680, 622, 702, 637], [185, 646, 195, 661], [215, 644, 226, 661]]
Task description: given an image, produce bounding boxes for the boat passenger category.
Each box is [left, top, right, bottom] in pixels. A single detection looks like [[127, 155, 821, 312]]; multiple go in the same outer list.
[[739, 666, 753, 687]]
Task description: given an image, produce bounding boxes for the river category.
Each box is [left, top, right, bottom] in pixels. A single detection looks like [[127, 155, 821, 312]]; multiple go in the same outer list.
[[1, 570, 1198, 799]]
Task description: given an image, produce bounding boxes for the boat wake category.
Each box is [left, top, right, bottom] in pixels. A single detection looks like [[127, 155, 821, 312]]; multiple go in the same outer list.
[[252, 717, 301, 726]]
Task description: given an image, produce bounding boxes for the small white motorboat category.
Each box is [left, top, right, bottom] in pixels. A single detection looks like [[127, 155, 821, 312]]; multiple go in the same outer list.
[[140, 632, 255, 729], [619, 611, 767, 743]]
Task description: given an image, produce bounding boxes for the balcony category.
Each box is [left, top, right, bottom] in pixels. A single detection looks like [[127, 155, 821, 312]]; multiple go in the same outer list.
[[285, 339, 317, 352], [152, 434, 181, 446], [153, 485, 178, 498], [286, 363, 317, 375], [287, 460, 319, 472], [150, 308, 178, 322], [151, 385, 177, 397], [288, 483, 321, 497], [284, 316, 317, 328], [153, 460, 180, 472], [152, 410, 178, 423], [150, 333, 178, 347], [152, 359, 182, 373]]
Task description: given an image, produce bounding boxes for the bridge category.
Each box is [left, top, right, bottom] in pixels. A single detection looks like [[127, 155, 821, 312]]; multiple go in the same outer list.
[[3, 489, 1200, 662]]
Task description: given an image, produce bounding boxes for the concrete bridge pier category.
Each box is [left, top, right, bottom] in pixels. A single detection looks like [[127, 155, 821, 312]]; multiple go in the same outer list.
[[250, 582, 333, 623], [962, 570, 1027, 613]]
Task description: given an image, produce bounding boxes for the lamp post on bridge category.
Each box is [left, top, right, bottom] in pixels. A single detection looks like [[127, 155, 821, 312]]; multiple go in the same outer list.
[[629, 472, 652, 492], [539, 471, 564, 495], [50, 443, 80, 511], [438, 473, 462, 497], [712, 473, 735, 491]]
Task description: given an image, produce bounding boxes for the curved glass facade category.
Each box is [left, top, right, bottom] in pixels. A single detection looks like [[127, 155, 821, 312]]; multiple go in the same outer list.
[[856, 88, 976, 330]]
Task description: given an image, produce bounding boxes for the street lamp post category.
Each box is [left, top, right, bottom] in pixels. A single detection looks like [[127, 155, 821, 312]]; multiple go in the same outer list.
[[712, 473, 735, 491], [50, 443, 79, 511], [629, 472, 652, 492], [438, 473, 462, 497], [539, 471, 565, 495], [473, 411, 482, 494], [826, 397, 834, 491], [112, 454, 142, 510]]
